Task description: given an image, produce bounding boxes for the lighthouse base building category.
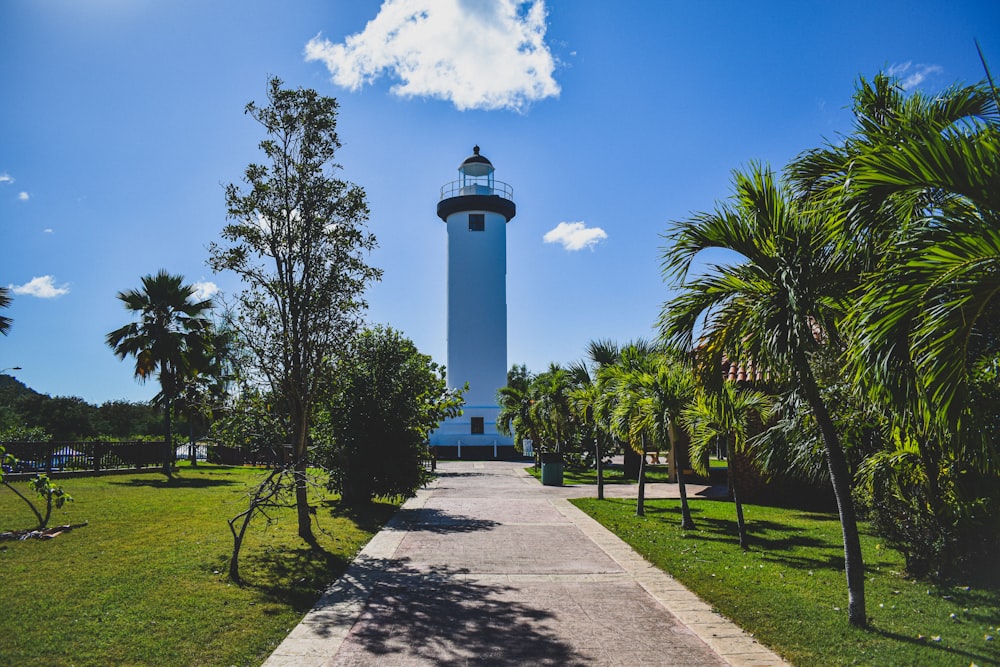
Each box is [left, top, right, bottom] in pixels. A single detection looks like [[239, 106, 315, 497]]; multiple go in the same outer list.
[[428, 147, 519, 459]]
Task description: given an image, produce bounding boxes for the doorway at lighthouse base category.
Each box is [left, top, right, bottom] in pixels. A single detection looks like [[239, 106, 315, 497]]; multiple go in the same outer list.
[[428, 408, 522, 460]]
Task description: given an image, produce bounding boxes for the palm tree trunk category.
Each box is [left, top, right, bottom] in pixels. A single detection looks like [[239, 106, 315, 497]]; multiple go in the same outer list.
[[636, 442, 646, 517], [596, 435, 604, 501], [732, 472, 748, 551], [188, 420, 197, 467], [794, 351, 867, 628], [163, 395, 174, 479], [669, 422, 696, 530]]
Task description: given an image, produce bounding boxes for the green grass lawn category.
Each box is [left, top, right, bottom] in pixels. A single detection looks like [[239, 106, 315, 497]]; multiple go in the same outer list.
[[525, 464, 677, 485], [572, 496, 1000, 666], [0, 463, 398, 667]]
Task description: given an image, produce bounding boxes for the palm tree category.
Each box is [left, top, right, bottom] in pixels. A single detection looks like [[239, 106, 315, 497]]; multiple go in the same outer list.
[[173, 327, 233, 466], [567, 353, 621, 501], [107, 271, 215, 478], [497, 364, 539, 460], [529, 364, 574, 453], [845, 106, 1000, 437], [599, 352, 648, 515], [0, 286, 12, 336], [601, 345, 697, 524], [793, 74, 1000, 556], [683, 383, 771, 550], [790, 73, 998, 433], [660, 164, 867, 627], [790, 73, 995, 272], [569, 378, 605, 498]]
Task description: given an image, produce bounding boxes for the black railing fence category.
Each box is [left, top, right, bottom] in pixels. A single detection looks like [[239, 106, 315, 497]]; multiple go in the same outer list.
[[1, 441, 164, 475]]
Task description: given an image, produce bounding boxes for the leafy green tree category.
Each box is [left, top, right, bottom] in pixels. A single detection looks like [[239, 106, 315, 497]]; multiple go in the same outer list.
[[315, 326, 462, 505], [107, 270, 215, 477], [660, 164, 867, 627], [209, 77, 381, 541], [0, 286, 12, 336], [96, 400, 162, 439], [210, 387, 288, 463], [682, 383, 771, 549]]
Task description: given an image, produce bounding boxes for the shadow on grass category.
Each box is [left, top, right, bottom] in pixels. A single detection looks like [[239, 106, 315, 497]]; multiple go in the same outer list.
[[870, 625, 998, 666], [308, 557, 590, 665], [108, 476, 240, 489], [242, 542, 353, 611], [641, 502, 850, 571]]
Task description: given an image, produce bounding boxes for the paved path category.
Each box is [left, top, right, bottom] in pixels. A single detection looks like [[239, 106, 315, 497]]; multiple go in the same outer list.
[[263, 461, 788, 666]]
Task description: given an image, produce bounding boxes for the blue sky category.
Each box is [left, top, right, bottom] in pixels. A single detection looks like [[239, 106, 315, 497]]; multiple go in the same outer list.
[[2, 0, 997, 405]]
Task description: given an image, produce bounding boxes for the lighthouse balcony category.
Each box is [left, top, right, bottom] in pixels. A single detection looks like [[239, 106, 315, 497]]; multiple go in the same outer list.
[[437, 179, 516, 222], [439, 178, 514, 201]]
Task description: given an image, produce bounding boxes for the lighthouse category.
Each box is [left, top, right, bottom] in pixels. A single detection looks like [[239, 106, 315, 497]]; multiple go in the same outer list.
[[429, 146, 516, 458]]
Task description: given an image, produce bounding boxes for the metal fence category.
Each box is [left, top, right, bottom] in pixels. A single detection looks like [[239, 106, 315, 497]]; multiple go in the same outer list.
[[1, 441, 165, 475]]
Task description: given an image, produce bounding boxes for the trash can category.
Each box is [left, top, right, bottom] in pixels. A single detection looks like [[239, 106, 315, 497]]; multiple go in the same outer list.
[[540, 451, 563, 486]]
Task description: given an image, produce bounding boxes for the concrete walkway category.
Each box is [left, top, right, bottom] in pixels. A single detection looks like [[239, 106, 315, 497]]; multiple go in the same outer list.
[[263, 461, 789, 666]]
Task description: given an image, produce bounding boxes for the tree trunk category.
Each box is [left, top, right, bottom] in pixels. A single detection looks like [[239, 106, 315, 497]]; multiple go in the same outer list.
[[669, 422, 696, 530], [294, 412, 315, 544], [163, 395, 174, 479], [188, 419, 198, 467], [595, 436, 604, 501], [3, 480, 45, 528], [622, 444, 640, 480], [636, 442, 646, 517], [794, 351, 867, 628], [228, 503, 253, 583], [294, 459, 315, 544], [732, 472, 748, 551]]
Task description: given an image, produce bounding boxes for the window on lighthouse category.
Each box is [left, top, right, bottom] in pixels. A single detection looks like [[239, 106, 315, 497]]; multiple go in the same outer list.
[[468, 214, 485, 231]]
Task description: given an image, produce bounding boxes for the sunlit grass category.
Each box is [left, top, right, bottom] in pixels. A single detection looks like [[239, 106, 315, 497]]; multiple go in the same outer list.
[[0, 463, 397, 666], [525, 463, 676, 485], [573, 496, 1000, 666]]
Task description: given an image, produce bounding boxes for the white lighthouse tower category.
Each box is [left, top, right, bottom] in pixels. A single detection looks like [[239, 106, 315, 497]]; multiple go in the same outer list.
[[429, 146, 516, 458]]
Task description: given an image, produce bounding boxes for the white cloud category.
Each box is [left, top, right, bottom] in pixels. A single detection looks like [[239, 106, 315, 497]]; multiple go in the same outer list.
[[887, 61, 943, 90], [191, 281, 219, 302], [11, 275, 70, 298], [0, 173, 13, 184], [305, 0, 560, 112], [543, 221, 607, 251], [18, 191, 29, 201], [43, 228, 54, 234]]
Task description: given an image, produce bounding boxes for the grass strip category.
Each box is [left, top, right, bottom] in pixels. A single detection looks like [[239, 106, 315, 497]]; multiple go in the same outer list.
[[572, 496, 999, 666]]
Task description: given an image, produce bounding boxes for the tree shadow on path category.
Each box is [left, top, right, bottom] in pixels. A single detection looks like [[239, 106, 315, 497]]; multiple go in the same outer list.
[[329, 558, 591, 666], [394, 506, 501, 534]]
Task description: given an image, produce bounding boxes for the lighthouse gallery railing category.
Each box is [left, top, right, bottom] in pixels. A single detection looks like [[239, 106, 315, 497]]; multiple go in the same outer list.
[[439, 179, 514, 201]]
